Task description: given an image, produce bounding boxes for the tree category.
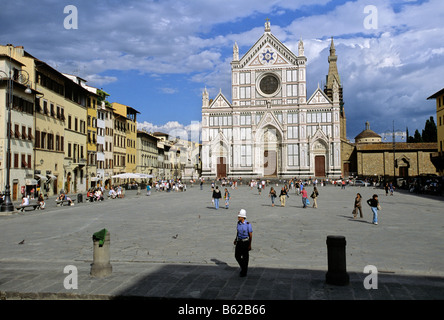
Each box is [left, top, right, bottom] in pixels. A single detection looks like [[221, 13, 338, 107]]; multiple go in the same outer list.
[[422, 116, 437, 142], [406, 127, 414, 143], [406, 116, 437, 143], [413, 129, 422, 143]]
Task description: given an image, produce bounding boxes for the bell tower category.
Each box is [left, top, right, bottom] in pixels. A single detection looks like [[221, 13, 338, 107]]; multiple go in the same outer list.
[[324, 37, 346, 142]]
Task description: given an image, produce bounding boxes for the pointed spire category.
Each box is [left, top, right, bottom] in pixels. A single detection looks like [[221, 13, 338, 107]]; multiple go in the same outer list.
[[298, 37, 304, 56], [233, 42, 239, 61], [329, 36, 336, 56], [326, 36, 340, 88], [202, 87, 209, 108]]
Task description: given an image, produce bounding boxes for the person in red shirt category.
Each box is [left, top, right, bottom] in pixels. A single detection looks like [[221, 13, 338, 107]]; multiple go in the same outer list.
[[301, 187, 308, 208]]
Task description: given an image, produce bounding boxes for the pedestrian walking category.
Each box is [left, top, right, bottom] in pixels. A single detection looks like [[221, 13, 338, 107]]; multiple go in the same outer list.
[[389, 182, 395, 196], [224, 188, 231, 209], [258, 182, 262, 195], [146, 184, 151, 196], [384, 183, 389, 196], [269, 187, 277, 207], [301, 187, 308, 208], [367, 194, 381, 225], [353, 193, 363, 219], [233, 209, 252, 277], [279, 187, 287, 207], [212, 186, 222, 209], [310, 187, 319, 208]]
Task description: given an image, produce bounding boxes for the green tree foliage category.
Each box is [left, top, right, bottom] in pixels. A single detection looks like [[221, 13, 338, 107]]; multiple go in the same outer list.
[[406, 116, 437, 143], [413, 129, 422, 143], [97, 88, 112, 108], [422, 116, 437, 142]]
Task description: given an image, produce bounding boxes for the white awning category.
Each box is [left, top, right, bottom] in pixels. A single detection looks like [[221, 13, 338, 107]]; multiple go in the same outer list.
[[46, 174, 57, 180], [35, 174, 47, 182], [25, 179, 38, 185], [112, 173, 153, 179]]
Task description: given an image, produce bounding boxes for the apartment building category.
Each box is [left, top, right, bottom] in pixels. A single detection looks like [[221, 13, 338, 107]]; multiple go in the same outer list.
[[112, 102, 139, 174], [0, 48, 38, 200], [136, 130, 159, 178]]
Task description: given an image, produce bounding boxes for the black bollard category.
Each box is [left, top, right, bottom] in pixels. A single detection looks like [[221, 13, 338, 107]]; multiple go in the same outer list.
[[325, 235, 349, 286]]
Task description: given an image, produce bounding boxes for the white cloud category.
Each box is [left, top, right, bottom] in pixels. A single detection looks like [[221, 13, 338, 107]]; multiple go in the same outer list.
[[138, 121, 201, 143], [84, 74, 118, 86], [161, 88, 177, 94]]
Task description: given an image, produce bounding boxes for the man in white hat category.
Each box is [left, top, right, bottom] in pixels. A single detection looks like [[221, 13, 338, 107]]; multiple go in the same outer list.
[[233, 209, 252, 277]]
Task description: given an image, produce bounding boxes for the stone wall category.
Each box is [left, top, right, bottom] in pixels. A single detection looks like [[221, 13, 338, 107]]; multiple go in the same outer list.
[[356, 143, 437, 177]]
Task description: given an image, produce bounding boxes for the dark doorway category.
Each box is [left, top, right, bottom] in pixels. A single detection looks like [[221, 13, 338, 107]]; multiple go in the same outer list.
[[399, 166, 409, 178], [217, 157, 227, 179], [315, 155, 326, 177]]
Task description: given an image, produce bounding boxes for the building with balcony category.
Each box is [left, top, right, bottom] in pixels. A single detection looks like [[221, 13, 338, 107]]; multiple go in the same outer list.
[[5, 46, 66, 196], [0, 48, 38, 200]]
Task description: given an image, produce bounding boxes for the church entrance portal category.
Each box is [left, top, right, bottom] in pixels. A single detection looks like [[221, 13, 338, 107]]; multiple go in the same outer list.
[[315, 155, 326, 177], [217, 157, 227, 179]]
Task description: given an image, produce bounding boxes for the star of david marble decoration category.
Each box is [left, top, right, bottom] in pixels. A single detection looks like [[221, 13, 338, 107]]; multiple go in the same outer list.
[[261, 49, 274, 64]]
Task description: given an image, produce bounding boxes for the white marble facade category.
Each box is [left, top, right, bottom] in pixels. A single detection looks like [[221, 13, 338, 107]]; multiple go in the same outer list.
[[201, 21, 342, 180]]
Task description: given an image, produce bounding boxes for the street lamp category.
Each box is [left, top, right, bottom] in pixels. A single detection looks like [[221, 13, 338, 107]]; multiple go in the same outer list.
[[0, 66, 32, 212], [384, 120, 405, 186]]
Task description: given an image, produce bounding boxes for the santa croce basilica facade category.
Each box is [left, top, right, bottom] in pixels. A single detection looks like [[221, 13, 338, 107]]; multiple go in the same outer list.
[[201, 20, 346, 180]]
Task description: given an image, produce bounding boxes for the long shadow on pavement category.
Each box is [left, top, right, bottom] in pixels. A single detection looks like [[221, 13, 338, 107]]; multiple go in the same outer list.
[[107, 263, 444, 300]]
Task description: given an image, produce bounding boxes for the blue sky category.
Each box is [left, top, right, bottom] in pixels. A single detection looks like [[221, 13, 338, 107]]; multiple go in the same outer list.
[[1, 0, 443, 142]]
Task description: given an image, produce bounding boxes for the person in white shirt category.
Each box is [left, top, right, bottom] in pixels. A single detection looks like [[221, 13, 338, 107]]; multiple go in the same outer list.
[[21, 196, 29, 206]]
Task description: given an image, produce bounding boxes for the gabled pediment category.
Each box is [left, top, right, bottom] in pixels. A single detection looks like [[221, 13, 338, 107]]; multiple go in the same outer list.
[[240, 32, 299, 69], [210, 130, 230, 152], [209, 92, 232, 109], [310, 125, 330, 142], [307, 87, 332, 105], [255, 111, 284, 136], [395, 154, 411, 163]]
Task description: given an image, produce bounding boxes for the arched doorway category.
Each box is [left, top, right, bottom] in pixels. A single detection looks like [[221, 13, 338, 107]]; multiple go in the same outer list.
[[397, 157, 410, 178], [212, 140, 228, 179], [312, 140, 328, 178], [66, 172, 71, 193]]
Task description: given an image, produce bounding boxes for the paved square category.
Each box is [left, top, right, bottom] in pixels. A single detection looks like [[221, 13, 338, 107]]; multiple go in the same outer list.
[[1, 182, 443, 300]]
